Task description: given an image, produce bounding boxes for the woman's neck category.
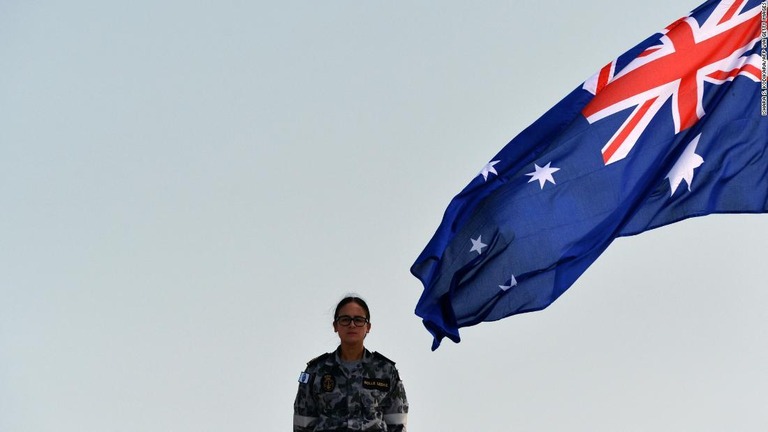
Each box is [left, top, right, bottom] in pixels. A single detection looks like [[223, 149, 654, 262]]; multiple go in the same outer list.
[[338, 343, 365, 361]]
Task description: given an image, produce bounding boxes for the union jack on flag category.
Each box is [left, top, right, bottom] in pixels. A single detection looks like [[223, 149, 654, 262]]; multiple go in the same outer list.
[[584, 0, 763, 164], [412, 0, 768, 350]]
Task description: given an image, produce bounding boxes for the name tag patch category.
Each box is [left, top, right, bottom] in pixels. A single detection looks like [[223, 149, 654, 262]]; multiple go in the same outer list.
[[363, 378, 390, 391]]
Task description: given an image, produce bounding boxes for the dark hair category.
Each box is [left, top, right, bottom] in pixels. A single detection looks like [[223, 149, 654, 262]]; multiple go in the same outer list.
[[334, 296, 370, 321]]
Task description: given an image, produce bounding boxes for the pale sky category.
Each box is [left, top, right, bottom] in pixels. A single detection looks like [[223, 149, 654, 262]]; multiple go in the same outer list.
[[2, 1, 767, 431]]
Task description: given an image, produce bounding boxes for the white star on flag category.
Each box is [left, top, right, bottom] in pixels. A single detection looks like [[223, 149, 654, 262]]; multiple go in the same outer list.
[[479, 160, 500, 181], [526, 162, 560, 189], [667, 134, 704, 196], [499, 274, 517, 291], [469, 235, 488, 254]]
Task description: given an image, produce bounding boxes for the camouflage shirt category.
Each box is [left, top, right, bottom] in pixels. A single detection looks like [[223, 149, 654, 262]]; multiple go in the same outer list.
[[293, 347, 408, 431]]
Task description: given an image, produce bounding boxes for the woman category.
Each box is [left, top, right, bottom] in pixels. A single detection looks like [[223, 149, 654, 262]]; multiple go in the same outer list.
[[293, 296, 409, 431]]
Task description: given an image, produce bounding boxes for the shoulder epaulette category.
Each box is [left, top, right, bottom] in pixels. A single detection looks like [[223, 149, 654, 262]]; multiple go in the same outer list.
[[372, 351, 396, 365], [306, 352, 331, 368]]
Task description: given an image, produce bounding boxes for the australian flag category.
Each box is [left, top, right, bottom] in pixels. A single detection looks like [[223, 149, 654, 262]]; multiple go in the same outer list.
[[411, 0, 768, 350]]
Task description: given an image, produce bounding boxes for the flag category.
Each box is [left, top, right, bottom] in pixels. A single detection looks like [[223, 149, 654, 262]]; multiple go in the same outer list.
[[411, 0, 768, 350]]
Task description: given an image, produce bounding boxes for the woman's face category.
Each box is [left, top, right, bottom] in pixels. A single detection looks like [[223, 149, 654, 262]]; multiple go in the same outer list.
[[333, 301, 371, 345]]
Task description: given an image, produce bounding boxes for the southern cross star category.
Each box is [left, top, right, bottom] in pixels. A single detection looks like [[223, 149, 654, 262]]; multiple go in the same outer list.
[[479, 160, 500, 181], [499, 274, 517, 291], [526, 162, 560, 189], [469, 235, 488, 254]]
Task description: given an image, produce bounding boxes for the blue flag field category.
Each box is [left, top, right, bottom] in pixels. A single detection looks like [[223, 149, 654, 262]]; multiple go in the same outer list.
[[411, 0, 768, 350]]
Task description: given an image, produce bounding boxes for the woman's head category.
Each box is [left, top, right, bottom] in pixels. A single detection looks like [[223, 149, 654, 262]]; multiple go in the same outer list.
[[334, 296, 370, 321], [333, 296, 371, 345]]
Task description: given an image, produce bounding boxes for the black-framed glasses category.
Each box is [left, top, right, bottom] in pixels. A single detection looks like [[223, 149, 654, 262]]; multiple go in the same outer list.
[[335, 315, 369, 327]]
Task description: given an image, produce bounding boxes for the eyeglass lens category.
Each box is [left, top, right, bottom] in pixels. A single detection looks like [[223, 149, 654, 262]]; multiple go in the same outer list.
[[336, 315, 368, 326]]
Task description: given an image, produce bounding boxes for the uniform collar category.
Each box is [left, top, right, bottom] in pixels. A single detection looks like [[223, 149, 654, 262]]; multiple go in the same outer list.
[[334, 346, 371, 363]]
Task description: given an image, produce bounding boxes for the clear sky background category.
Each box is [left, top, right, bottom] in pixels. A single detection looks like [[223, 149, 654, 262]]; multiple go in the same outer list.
[[2, 1, 768, 431]]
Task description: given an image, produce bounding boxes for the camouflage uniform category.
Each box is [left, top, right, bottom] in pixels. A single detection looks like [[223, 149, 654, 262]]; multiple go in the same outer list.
[[294, 347, 408, 431]]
